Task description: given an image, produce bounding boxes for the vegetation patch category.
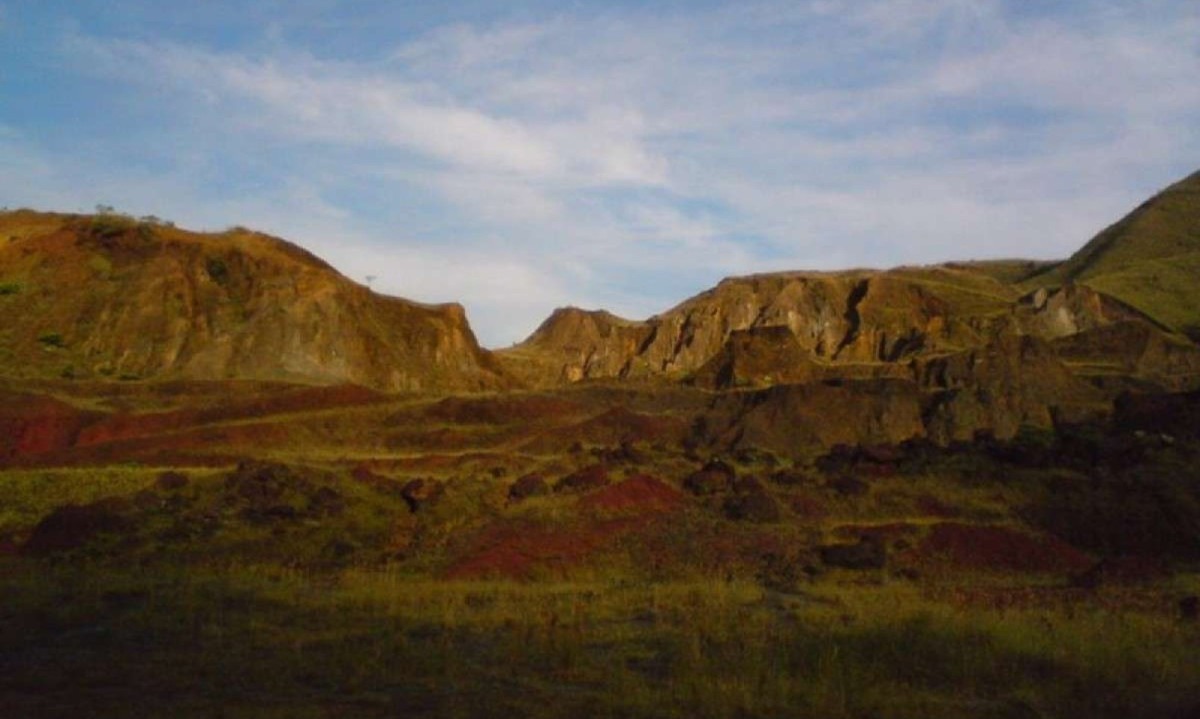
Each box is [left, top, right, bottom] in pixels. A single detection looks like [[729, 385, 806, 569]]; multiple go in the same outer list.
[[87, 211, 139, 239], [37, 331, 65, 348], [1, 566, 1197, 719], [205, 256, 230, 285]]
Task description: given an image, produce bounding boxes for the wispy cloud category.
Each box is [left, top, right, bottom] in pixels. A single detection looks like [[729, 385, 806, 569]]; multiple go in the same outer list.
[[3, 1, 1197, 344]]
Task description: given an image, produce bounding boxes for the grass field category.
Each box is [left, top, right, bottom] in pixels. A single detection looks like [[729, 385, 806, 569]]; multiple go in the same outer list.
[[2, 562, 1197, 719]]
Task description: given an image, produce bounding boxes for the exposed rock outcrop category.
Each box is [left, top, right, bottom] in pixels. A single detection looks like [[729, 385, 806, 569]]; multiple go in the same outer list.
[[1015, 284, 1146, 339], [689, 326, 822, 389], [1051, 320, 1200, 392], [694, 378, 927, 457], [0, 212, 507, 391], [498, 307, 651, 386], [503, 169, 1200, 398], [502, 268, 1021, 386], [918, 334, 1104, 443]]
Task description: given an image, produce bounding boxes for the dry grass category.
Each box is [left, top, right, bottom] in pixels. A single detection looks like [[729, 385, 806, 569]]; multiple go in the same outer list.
[[2, 562, 1197, 718]]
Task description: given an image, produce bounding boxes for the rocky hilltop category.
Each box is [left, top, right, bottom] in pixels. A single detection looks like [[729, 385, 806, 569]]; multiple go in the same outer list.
[[0, 211, 507, 392], [500, 269, 1191, 391], [498, 169, 1200, 447], [501, 170, 1200, 391]]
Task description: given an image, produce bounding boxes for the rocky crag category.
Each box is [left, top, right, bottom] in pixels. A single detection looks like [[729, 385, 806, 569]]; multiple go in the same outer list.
[[498, 170, 1200, 448], [0, 211, 507, 392]]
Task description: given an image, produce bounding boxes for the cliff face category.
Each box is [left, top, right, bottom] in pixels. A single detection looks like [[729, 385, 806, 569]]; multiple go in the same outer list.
[[689, 332, 1108, 456], [499, 266, 1148, 388], [504, 168, 1200, 395], [697, 378, 928, 455], [499, 307, 652, 386], [0, 212, 507, 392], [916, 334, 1105, 444]]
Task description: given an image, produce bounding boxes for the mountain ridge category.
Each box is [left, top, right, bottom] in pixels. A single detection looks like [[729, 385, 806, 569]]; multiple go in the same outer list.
[[501, 169, 1200, 390], [3, 167, 1198, 399]]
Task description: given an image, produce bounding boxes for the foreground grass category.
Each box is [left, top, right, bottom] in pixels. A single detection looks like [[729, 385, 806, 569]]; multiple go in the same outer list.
[[2, 561, 1197, 719]]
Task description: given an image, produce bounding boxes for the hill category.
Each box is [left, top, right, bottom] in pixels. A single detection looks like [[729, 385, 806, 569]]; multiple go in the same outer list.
[[502, 169, 1200, 399], [499, 267, 1026, 385], [1025, 169, 1200, 337], [0, 210, 508, 391]]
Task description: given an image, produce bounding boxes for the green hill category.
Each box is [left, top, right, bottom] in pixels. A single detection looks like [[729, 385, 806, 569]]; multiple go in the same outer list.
[[1026, 169, 1200, 338]]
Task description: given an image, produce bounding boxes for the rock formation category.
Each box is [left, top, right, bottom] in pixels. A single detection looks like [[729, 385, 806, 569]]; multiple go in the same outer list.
[[0, 212, 507, 391]]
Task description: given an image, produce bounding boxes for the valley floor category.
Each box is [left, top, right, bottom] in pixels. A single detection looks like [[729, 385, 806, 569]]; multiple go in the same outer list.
[[2, 380, 1200, 718]]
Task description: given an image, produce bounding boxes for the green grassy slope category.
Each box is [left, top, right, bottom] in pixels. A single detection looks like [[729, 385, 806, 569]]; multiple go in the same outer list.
[[1026, 169, 1200, 336]]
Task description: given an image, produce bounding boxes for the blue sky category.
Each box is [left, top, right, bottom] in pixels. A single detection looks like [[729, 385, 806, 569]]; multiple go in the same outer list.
[[2, 1, 1198, 346]]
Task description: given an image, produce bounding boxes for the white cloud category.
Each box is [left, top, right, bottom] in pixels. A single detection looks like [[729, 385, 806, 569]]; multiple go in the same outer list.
[[66, 33, 670, 190]]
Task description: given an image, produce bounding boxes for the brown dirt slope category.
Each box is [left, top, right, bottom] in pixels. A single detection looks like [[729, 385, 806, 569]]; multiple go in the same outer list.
[[0, 211, 508, 392]]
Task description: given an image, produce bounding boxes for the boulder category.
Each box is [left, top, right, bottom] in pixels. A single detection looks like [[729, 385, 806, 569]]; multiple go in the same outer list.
[[508, 473, 549, 501], [401, 479, 444, 512], [554, 465, 609, 493], [723, 487, 781, 523], [819, 537, 886, 569], [23, 500, 131, 556]]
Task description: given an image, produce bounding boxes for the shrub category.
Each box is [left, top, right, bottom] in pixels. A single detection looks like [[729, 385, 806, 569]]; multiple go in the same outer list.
[[205, 257, 230, 285], [139, 215, 174, 227], [0, 282, 20, 295], [38, 332, 65, 348], [135, 222, 156, 241], [88, 213, 137, 239]]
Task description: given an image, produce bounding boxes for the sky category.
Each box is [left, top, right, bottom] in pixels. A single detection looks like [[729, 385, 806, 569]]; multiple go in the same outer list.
[[1, 1, 1198, 347]]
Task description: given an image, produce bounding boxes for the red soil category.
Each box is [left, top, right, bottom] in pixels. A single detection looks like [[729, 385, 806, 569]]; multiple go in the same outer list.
[[423, 395, 583, 425], [11, 418, 289, 469], [445, 477, 685, 579], [580, 474, 684, 513], [0, 392, 95, 461], [918, 522, 1092, 574], [444, 517, 645, 580], [76, 384, 381, 447]]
